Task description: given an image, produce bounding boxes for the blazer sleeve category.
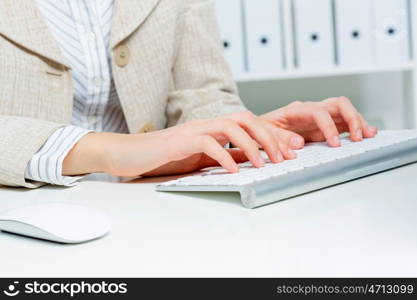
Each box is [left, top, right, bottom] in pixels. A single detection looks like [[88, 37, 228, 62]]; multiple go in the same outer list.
[[0, 115, 65, 188], [166, 0, 247, 127], [25, 125, 92, 187]]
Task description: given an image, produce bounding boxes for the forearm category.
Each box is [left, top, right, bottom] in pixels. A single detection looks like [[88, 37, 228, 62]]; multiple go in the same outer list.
[[62, 132, 109, 176], [62, 131, 170, 177]]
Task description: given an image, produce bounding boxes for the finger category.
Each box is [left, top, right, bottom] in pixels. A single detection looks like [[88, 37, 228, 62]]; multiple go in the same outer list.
[[199, 149, 249, 169], [276, 128, 290, 160], [195, 136, 239, 173], [312, 109, 341, 147], [272, 127, 300, 159], [289, 133, 305, 150], [273, 126, 305, 149], [369, 125, 378, 136], [278, 140, 296, 160], [211, 120, 266, 168], [234, 114, 282, 163], [335, 97, 363, 142], [358, 114, 378, 138]]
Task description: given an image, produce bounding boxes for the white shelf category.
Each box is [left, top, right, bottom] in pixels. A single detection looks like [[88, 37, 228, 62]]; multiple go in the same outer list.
[[235, 62, 416, 83], [231, 0, 417, 128]]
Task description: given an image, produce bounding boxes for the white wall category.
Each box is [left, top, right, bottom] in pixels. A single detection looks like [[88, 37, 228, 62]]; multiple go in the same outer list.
[[238, 72, 407, 130]]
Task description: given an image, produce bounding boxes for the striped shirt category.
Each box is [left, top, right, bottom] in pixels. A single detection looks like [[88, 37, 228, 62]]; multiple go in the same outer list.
[[25, 0, 129, 185]]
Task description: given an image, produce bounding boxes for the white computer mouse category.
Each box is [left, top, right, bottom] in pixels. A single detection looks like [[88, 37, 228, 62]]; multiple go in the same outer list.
[[0, 203, 111, 244]]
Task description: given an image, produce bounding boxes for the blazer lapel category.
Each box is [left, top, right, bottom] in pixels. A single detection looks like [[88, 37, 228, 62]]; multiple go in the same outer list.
[[111, 0, 161, 48], [0, 0, 161, 66], [0, 0, 69, 69]]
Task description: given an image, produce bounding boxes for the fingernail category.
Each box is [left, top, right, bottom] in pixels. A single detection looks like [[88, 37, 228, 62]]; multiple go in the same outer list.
[[288, 149, 297, 158], [333, 136, 341, 146], [290, 136, 304, 148], [256, 156, 265, 167], [276, 151, 284, 162], [369, 126, 378, 133], [356, 129, 363, 140]]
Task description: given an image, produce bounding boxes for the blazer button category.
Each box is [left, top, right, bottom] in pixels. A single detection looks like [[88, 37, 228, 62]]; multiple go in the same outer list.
[[114, 44, 130, 67], [139, 122, 156, 133]]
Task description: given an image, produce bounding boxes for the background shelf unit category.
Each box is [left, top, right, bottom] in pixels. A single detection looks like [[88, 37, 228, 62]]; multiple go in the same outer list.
[[226, 0, 417, 129], [235, 63, 416, 83]]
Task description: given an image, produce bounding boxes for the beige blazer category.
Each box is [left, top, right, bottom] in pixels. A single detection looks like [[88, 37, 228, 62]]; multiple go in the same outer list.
[[0, 0, 245, 188]]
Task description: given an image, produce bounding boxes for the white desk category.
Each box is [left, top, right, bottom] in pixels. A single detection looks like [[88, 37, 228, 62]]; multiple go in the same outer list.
[[1, 164, 417, 278]]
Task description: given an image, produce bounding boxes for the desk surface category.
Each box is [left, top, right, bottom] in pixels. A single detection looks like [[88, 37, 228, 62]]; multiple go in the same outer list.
[[1, 164, 417, 278]]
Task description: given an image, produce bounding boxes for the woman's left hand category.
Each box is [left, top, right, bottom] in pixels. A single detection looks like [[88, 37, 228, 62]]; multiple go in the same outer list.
[[261, 97, 378, 147]]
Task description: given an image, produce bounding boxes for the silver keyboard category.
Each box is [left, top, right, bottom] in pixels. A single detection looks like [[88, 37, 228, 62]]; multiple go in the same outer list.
[[157, 130, 417, 208]]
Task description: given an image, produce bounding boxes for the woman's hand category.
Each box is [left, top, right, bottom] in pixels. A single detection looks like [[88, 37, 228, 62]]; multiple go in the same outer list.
[[261, 97, 378, 147], [142, 111, 305, 177], [62, 111, 304, 177]]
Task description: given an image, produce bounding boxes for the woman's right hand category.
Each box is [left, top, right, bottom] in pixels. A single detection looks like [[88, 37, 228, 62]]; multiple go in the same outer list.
[[62, 111, 303, 177]]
